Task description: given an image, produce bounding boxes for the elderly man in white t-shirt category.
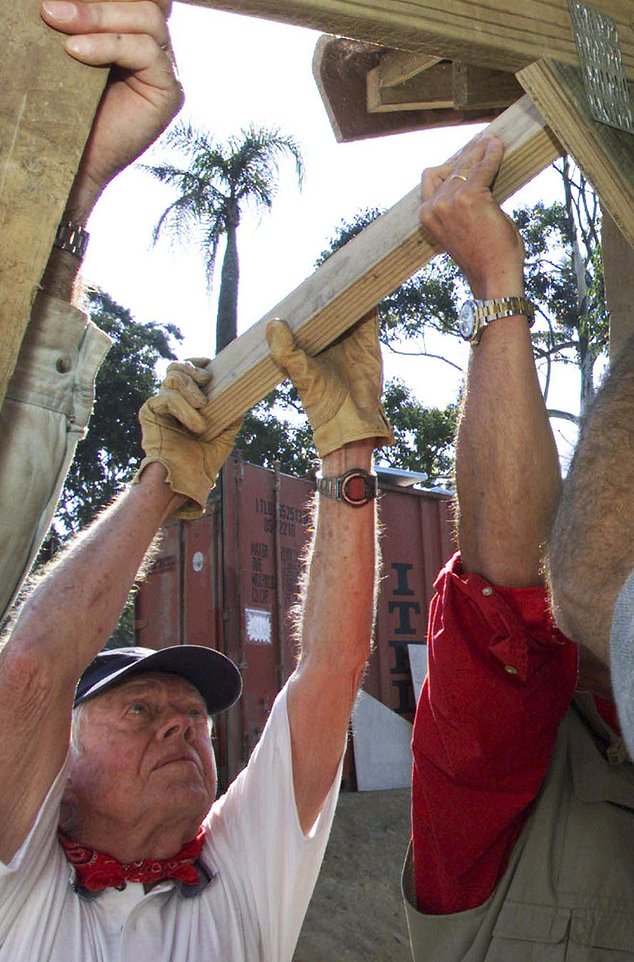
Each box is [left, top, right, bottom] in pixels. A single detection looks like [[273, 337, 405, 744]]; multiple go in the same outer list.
[[0, 1, 393, 958], [0, 308, 391, 961]]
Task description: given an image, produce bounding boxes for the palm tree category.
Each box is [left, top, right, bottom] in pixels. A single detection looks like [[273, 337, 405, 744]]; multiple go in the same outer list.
[[144, 122, 305, 353]]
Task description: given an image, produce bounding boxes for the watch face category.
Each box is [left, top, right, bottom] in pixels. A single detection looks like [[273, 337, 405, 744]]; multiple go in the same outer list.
[[341, 472, 372, 507], [458, 300, 476, 340]]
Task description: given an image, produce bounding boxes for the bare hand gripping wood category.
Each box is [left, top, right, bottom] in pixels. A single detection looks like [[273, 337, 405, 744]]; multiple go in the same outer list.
[[202, 96, 562, 431], [0, 0, 106, 408]]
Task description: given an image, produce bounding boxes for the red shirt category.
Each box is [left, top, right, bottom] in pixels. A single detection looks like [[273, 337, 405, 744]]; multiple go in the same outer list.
[[412, 552, 579, 915]]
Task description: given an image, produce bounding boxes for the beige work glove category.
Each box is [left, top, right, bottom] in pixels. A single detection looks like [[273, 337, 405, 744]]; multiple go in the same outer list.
[[136, 358, 241, 519], [266, 309, 394, 457]]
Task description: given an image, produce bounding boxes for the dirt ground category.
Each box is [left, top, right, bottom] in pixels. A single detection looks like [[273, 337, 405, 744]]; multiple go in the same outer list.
[[294, 788, 412, 962]]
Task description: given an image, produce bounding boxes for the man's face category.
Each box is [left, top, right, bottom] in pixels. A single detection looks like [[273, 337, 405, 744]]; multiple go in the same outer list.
[[64, 673, 217, 838]]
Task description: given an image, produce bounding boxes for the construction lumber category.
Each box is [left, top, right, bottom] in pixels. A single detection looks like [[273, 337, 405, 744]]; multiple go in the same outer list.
[[602, 212, 634, 363], [367, 61, 455, 112], [201, 96, 563, 432], [517, 60, 634, 246], [0, 0, 106, 409], [452, 64, 524, 111], [314, 37, 494, 142], [374, 51, 442, 89], [367, 59, 523, 114], [199, 0, 634, 80]]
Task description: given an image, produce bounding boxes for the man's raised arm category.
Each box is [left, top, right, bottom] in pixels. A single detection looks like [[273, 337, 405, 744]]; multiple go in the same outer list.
[[0, 0, 183, 620], [418, 133, 561, 585], [268, 311, 393, 833]]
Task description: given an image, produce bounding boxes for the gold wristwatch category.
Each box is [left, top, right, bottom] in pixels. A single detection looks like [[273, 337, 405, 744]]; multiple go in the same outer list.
[[458, 297, 536, 345]]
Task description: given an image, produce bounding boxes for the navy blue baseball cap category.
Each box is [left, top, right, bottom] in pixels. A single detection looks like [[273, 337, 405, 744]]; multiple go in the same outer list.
[[74, 646, 242, 715]]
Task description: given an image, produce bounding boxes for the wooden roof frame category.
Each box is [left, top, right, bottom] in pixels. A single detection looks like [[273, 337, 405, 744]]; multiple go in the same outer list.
[[1, 0, 632, 416]]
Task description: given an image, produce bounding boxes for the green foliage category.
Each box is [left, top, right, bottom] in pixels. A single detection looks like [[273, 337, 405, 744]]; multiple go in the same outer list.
[[236, 379, 457, 485], [144, 122, 304, 353], [234, 383, 317, 477], [381, 381, 457, 481], [516, 159, 608, 409], [317, 208, 463, 343], [319, 162, 608, 417], [52, 289, 182, 535]]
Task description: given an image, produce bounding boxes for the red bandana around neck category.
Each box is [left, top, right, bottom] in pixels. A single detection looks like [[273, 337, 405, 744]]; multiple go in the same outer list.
[[59, 827, 206, 892]]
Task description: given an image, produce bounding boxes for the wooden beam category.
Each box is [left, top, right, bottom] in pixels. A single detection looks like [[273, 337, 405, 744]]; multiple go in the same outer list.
[[197, 0, 634, 79], [0, 0, 105, 408], [602, 211, 634, 363], [367, 61, 454, 112], [314, 36, 497, 142], [200, 96, 563, 431], [375, 50, 441, 88], [452, 63, 524, 111], [517, 60, 634, 246], [367, 59, 522, 114]]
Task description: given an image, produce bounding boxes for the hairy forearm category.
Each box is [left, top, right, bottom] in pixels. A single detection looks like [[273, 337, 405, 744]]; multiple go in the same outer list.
[[287, 440, 377, 831], [456, 318, 561, 586], [7, 465, 183, 689], [299, 441, 377, 673], [548, 337, 634, 662]]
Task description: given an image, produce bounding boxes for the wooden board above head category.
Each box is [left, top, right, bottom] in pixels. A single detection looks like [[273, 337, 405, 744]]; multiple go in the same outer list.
[[313, 36, 500, 143], [199, 0, 634, 79], [367, 54, 523, 115], [199, 96, 563, 433], [0, 0, 106, 409]]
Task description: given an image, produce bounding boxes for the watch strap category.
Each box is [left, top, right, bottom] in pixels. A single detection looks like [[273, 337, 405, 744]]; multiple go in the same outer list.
[[316, 469, 378, 507], [473, 296, 536, 325], [53, 220, 90, 259]]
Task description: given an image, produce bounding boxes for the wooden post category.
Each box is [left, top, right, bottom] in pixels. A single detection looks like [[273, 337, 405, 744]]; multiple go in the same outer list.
[[0, 0, 106, 408], [602, 212, 634, 362], [517, 60, 634, 246], [200, 96, 562, 432]]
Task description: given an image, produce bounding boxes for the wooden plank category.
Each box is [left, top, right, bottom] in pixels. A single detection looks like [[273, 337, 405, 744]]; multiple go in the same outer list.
[[376, 51, 441, 88], [367, 60, 523, 114], [314, 36, 497, 142], [602, 211, 634, 363], [517, 60, 634, 246], [201, 96, 563, 431], [367, 61, 454, 112], [196, 0, 634, 79], [0, 0, 105, 408], [452, 63, 523, 111]]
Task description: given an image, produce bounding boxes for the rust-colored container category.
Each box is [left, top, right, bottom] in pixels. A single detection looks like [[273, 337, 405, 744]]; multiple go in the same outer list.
[[136, 457, 454, 789]]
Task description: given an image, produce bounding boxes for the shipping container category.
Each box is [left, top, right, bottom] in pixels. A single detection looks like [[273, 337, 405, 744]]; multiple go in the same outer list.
[[136, 456, 454, 791]]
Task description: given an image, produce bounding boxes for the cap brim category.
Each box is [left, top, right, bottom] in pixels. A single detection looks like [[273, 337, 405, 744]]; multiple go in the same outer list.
[[75, 645, 242, 715]]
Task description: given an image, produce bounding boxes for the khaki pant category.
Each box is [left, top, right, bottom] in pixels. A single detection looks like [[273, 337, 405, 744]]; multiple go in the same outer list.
[[0, 294, 110, 621]]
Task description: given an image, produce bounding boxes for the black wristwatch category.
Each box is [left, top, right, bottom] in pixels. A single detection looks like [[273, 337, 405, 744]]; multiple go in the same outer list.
[[316, 469, 378, 507]]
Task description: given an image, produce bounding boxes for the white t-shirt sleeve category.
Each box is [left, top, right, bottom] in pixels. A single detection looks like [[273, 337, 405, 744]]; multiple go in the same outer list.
[[610, 570, 634, 759], [204, 682, 343, 962], [0, 759, 69, 943]]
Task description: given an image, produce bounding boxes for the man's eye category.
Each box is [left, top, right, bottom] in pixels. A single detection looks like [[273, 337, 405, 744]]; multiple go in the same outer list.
[[127, 703, 148, 715], [188, 707, 205, 718]]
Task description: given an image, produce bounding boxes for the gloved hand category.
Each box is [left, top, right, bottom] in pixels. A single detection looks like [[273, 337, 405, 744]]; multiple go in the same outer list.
[[136, 358, 241, 519], [266, 309, 394, 458]]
